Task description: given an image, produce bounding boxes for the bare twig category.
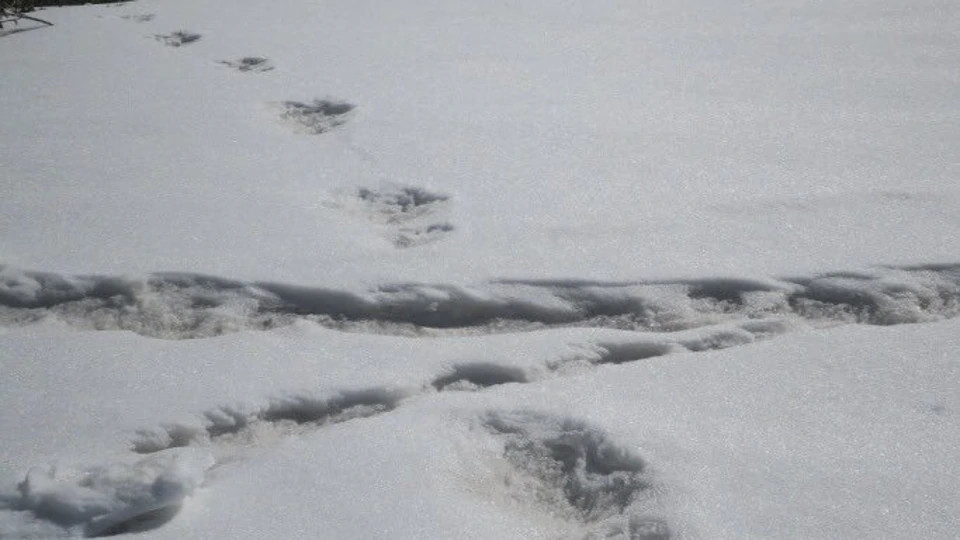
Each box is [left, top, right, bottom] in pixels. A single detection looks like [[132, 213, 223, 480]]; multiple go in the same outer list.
[[17, 13, 52, 26]]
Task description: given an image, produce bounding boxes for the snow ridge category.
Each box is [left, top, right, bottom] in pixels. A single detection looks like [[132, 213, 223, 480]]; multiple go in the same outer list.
[[1, 265, 958, 339]]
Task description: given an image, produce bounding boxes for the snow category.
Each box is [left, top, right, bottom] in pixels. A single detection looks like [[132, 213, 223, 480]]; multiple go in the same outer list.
[[1, 0, 959, 538], [2, 0, 959, 286], [2, 319, 958, 538]]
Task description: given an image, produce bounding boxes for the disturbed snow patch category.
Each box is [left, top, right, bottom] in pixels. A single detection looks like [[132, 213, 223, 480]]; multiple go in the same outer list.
[[132, 387, 409, 455], [483, 411, 668, 537], [279, 99, 355, 134], [395, 222, 455, 248], [0, 270, 295, 339], [356, 186, 450, 222], [154, 31, 200, 47], [1, 265, 959, 339], [217, 57, 274, 73], [121, 14, 154, 22], [332, 185, 454, 248], [7, 449, 213, 538]]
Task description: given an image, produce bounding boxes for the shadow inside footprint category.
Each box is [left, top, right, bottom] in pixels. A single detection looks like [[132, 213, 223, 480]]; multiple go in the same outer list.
[[261, 387, 403, 425], [594, 342, 675, 365], [433, 363, 527, 391], [85, 503, 182, 538]]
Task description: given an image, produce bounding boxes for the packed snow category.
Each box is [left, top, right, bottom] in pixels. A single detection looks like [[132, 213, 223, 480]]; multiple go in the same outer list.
[[1, 0, 958, 538]]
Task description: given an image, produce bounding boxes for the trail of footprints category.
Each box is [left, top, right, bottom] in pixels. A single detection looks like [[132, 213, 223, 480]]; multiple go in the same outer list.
[[13, 319, 797, 537], [12, 262, 960, 537], [3, 265, 957, 339], [9, 7, 960, 537], [146, 16, 456, 248], [10, 332, 709, 538]]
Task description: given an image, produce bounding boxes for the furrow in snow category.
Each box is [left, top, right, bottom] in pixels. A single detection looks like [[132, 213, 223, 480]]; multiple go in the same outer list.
[[1, 264, 958, 339]]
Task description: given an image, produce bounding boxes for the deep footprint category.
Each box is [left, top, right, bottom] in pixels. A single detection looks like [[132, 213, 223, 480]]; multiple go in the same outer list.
[[132, 387, 408, 454], [484, 411, 654, 523], [1, 265, 959, 339]]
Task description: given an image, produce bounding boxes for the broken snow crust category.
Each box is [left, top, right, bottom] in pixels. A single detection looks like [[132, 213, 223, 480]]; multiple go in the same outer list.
[[1, 319, 959, 538]]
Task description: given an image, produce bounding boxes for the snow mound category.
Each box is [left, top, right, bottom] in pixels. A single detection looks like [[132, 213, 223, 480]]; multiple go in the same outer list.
[[11, 449, 213, 537]]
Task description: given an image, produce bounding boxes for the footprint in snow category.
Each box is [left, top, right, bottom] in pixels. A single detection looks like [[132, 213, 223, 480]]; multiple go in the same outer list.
[[122, 14, 155, 22], [218, 57, 274, 73], [279, 99, 355, 134], [155, 31, 201, 47], [482, 410, 671, 538], [335, 185, 455, 248]]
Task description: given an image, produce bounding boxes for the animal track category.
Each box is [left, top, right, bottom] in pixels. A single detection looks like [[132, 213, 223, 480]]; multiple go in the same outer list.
[[154, 31, 201, 47], [0, 311, 831, 537], [122, 14, 155, 22], [132, 387, 407, 454], [218, 57, 274, 73], [346, 186, 454, 247], [280, 99, 355, 134], [483, 411, 667, 536], [356, 186, 450, 221]]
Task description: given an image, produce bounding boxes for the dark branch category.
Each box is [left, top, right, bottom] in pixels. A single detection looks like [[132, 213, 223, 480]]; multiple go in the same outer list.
[[17, 13, 52, 26]]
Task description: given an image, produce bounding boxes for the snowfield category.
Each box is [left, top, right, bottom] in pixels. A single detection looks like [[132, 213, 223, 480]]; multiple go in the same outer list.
[[1, 0, 959, 538]]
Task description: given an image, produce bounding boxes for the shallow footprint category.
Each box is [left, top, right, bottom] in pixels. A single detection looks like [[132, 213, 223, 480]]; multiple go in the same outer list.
[[122, 14, 155, 22], [155, 31, 201, 47], [218, 57, 274, 73], [280, 99, 355, 134], [394, 223, 454, 248]]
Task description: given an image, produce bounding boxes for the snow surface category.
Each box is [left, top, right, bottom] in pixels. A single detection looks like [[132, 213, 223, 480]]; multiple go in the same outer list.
[[1, 0, 959, 538], [2, 0, 959, 286]]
